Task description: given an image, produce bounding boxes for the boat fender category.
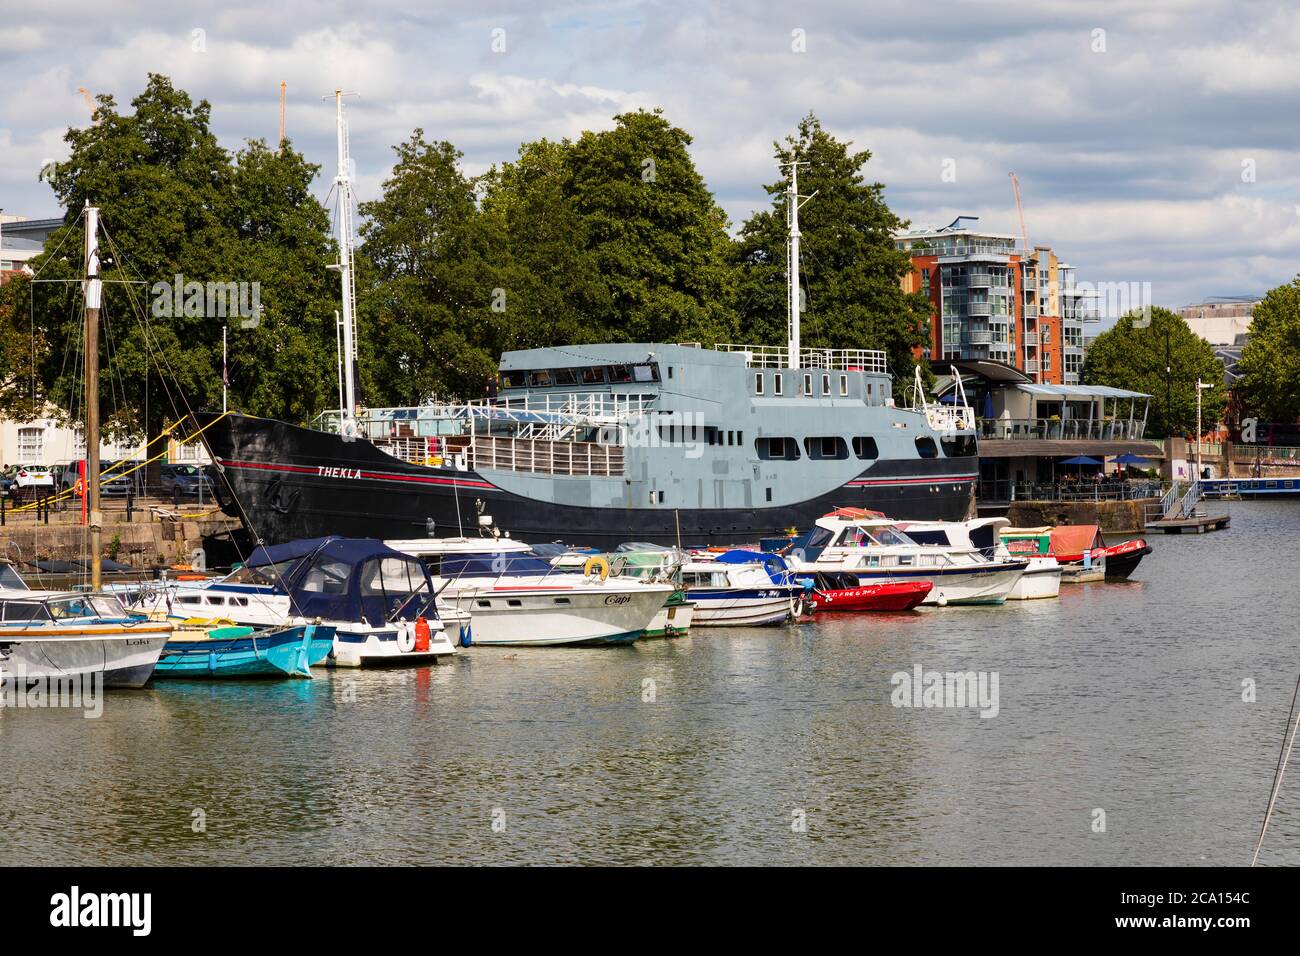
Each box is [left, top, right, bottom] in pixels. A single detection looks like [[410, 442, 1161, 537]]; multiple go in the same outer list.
[[396, 623, 417, 653], [414, 616, 431, 653], [936, 592, 948, 607], [460, 623, 472, 648], [583, 555, 610, 582]]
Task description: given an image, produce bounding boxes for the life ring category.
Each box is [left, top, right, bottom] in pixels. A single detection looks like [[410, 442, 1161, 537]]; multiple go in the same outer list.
[[583, 555, 610, 581], [396, 623, 416, 653]]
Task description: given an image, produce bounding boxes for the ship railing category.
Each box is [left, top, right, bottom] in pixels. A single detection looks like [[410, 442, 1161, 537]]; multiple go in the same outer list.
[[461, 434, 624, 478], [914, 364, 976, 433], [717, 344, 888, 373], [976, 418, 1147, 441]]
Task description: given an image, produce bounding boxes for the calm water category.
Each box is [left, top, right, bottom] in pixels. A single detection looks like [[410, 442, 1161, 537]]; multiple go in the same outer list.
[[2, 500, 1298, 866]]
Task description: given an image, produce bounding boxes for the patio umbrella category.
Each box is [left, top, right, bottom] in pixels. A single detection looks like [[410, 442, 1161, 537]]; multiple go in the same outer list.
[[1060, 455, 1102, 465], [1111, 453, 1150, 465], [982, 392, 994, 420]]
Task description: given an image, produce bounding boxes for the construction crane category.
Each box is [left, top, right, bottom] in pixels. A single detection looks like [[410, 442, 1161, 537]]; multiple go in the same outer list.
[[1009, 172, 1041, 382], [278, 81, 286, 153], [78, 87, 98, 125]]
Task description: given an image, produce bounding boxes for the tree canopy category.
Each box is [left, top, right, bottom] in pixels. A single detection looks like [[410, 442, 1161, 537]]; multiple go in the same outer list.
[[1083, 306, 1226, 437], [734, 113, 930, 397], [1236, 278, 1300, 424]]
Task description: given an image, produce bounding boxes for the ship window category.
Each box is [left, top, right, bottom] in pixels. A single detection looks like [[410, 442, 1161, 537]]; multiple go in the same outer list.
[[477, 600, 492, 608], [178, 595, 201, 605], [821, 374, 831, 396], [755, 373, 764, 395], [940, 435, 977, 457], [774, 375, 784, 396], [704, 426, 719, 445], [608, 365, 634, 383], [737, 430, 743, 444], [755, 437, 800, 460], [727, 431, 735, 446], [915, 437, 939, 459], [500, 371, 525, 389], [668, 367, 673, 379], [839, 375, 848, 396], [657, 490, 665, 503], [766, 487, 773, 501], [803, 373, 812, 396], [633, 364, 658, 383], [528, 369, 553, 387], [580, 367, 606, 385], [508, 599, 523, 608], [803, 436, 849, 460], [853, 437, 879, 460], [554, 598, 571, 605], [552, 368, 579, 386]]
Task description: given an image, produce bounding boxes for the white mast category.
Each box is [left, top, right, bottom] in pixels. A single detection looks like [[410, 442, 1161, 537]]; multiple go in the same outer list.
[[782, 160, 813, 370], [329, 89, 360, 436]]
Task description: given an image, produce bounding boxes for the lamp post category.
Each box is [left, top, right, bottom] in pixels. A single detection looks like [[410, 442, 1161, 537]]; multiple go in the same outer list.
[[1195, 378, 1213, 481]]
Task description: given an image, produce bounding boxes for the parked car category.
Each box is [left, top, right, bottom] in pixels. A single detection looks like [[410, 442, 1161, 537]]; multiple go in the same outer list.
[[2, 464, 55, 501], [97, 460, 147, 498], [160, 463, 215, 503]]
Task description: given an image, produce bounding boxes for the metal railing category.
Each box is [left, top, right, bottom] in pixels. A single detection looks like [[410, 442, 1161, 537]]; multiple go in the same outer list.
[[979, 479, 1165, 503], [978, 418, 1147, 441], [717, 344, 888, 373], [465, 435, 624, 477]]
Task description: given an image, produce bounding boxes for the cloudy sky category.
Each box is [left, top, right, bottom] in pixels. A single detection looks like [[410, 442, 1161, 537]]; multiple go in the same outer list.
[[3, 0, 1299, 315]]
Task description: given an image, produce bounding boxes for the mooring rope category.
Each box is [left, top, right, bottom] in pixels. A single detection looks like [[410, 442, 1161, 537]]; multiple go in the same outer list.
[[1252, 670, 1300, 866]]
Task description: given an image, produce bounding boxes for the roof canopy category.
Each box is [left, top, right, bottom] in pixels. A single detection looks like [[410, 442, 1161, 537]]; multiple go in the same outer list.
[[1017, 384, 1151, 399]]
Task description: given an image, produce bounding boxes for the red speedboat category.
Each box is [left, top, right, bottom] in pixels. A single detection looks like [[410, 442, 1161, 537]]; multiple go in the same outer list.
[[1101, 537, 1152, 580], [802, 573, 932, 612]]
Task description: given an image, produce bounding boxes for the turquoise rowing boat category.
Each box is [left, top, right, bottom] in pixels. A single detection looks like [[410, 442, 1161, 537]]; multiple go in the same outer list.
[[152, 623, 335, 679]]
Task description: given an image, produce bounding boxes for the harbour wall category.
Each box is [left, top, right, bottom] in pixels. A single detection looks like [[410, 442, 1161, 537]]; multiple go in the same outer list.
[[1003, 498, 1153, 534]]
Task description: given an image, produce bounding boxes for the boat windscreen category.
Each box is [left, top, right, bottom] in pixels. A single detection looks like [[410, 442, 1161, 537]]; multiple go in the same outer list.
[[0, 563, 28, 590], [439, 553, 557, 578]]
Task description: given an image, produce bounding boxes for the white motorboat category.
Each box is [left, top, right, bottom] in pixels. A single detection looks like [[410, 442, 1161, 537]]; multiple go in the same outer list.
[[786, 509, 1027, 606], [681, 550, 805, 626], [992, 527, 1064, 599], [905, 517, 1061, 601], [114, 538, 456, 667], [545, 544, 697, 637], [0, 589, 170, 688], [389, 537, 672, 646]]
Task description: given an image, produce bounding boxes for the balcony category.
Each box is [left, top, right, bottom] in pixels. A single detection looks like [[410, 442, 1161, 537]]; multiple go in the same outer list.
[[1024, 359, 1040, 374], [1023, 304, 1039, 318], [1023, 331, 1039, 346], [966, 272, 992, 287], [977, 418, 1148, 442], [968, 329, 993, 345], [967, 301, 993, 317]]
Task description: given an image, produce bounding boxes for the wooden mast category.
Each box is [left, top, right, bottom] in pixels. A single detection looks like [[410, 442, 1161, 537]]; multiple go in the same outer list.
[[84, 203, 102, 589]]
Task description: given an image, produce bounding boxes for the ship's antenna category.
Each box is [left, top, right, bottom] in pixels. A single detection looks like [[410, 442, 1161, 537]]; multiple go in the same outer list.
[[781, 158, 816, 369], [325, 89, 360, 437]]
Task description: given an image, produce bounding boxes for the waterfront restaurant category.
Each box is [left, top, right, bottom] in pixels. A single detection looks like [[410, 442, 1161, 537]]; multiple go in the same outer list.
[[932, 360, 1161, 504]]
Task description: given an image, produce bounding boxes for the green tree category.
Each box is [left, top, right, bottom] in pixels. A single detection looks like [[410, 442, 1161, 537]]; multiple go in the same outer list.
[[565, 109, 737, 344], [1083, 306, 1226, 437], [734, 113, 930, 398], [33, 74, 339, 445], [357, 131, 497, 403], [0, 277, 46, 420], [1236, 279, 1300, 423]]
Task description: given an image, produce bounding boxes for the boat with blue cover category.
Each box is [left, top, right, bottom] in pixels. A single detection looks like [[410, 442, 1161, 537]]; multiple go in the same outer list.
[[153, 622, 335, 679], [680, 550, 806, 626]]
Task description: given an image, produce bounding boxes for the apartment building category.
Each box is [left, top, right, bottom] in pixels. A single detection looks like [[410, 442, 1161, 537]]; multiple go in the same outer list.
[[896, 216, 1098, 384]]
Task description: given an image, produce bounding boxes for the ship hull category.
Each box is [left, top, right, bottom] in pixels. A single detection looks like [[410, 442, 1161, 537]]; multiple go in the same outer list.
[[200, 413, 976, 549]]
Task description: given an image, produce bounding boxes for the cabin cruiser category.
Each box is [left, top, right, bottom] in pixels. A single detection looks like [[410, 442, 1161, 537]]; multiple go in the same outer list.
[[785, 509, 1027, 606], [681, 550, 806, 626], [541, 543, 696, 637], [0, 588, 170, 688], [904, 517, 1061, 600], [388, 537, 672, 646], [1034, 525, 1151, 582], [117, 538, 455, 667]]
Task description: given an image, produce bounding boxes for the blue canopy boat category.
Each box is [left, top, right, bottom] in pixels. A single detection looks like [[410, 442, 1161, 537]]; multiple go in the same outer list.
[[152, 622, 335, 679]]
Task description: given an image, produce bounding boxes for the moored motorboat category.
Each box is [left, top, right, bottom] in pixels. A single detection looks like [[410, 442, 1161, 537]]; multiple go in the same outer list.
[[785, 509, 1027, 606], [389, 537, 672, 646], [153, 621, 335, 679], [800, 573, 932, 612], [682, 550, 804, 626], [0, 590, 170, 688], [994, 527, 1063, 600], [1100, 537, 1152, 580], [1046, 525, 1107, 583]]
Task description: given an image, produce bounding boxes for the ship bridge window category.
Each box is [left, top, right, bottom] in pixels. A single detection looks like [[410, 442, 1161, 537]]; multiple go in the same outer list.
[[552, 368, 579, 386], [915, 437, 939, 459], [580, 367, 606, 385], [803, 436, 848, 460], [774, 375, 784, 396], [608, 365, 634, 383], [756, 436, 800, 460], [500, 371, 525, 389], [632, 364, 658, 383], [754, 373, 764, 395], [527, 370, 553, 387], [853, 437, 879, 460], [941, 434, 977, 457]]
